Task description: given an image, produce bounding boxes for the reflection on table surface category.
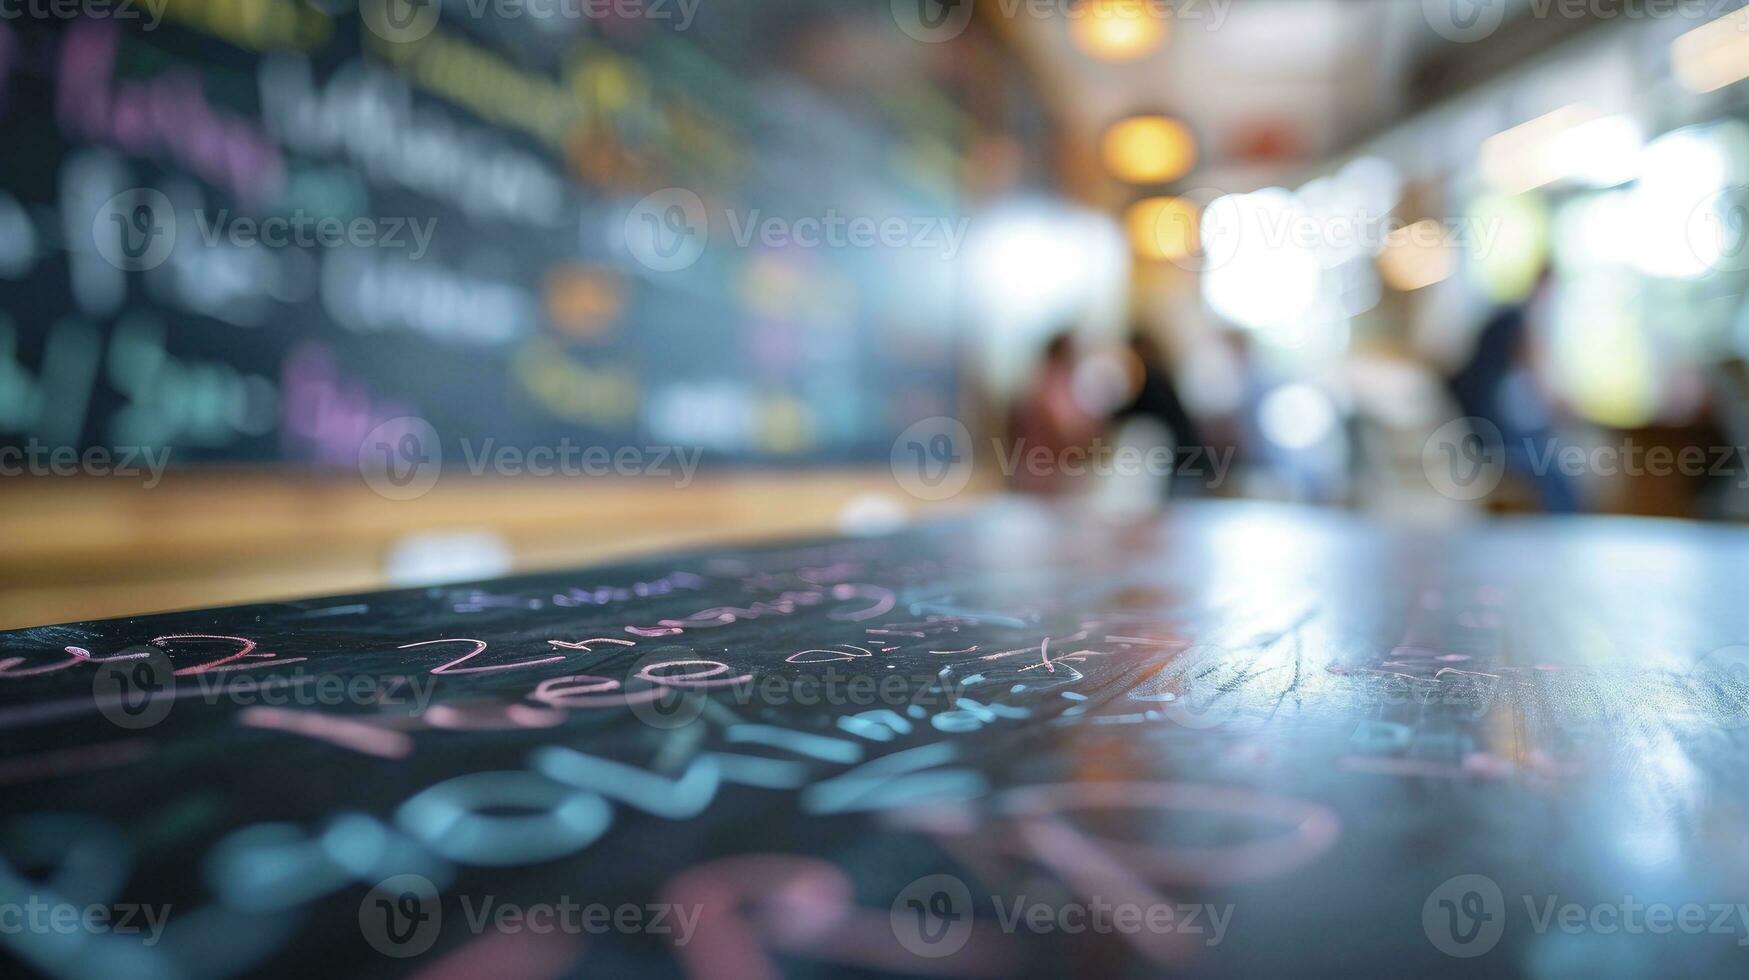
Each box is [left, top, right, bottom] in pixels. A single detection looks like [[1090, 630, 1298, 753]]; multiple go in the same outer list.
[[2, 500, 1748, 978]]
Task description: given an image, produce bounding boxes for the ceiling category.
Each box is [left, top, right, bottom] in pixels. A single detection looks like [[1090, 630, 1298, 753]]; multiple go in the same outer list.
[[1000, 0, 1591, 188]]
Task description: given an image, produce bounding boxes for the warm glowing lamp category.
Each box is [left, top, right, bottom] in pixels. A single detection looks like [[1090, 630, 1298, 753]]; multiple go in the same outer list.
[[1070, 0, 1168, 61], [1376, 220, 1455, 292], [1478, 105, 1641, 196], [1102, 116, 1197, 184], [1124, 196, 1197, 261]]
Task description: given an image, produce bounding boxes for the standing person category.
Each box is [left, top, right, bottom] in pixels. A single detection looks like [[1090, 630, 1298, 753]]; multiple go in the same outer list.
[[1009, 331, 1099, 495], [1118, 328, 1202, 447], [1446, 266, 1580, 512], [1112, 326, 1205, 498]]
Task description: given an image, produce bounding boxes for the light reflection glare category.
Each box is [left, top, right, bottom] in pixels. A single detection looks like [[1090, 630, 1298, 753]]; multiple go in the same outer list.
[[1260, 383, 1338, 451], [1202, 190, 1323, 334], [1633, 127, 1732, 280], [1480, 106, 1643, 196]]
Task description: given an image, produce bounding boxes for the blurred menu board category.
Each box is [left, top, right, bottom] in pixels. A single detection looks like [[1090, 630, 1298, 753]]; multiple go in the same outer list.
[[0, 0, 1035, 472]]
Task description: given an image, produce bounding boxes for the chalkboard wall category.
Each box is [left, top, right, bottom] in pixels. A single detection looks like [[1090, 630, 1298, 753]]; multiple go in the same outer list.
[[0, 1, 1040, 473]]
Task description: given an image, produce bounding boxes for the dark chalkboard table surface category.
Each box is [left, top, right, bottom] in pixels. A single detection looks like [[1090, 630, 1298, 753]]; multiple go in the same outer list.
[[3, 500, 1748, 979]]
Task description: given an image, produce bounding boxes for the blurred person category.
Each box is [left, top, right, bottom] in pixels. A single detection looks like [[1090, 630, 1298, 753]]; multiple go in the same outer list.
[[1008, 331, 1100, 496], [1446, 265, 1581, 513], [1112, 324, 1205, 499], [1116, 326, 1202, 453], [1202, 327, 1267, 495], [1205, 327, 1350, 504]]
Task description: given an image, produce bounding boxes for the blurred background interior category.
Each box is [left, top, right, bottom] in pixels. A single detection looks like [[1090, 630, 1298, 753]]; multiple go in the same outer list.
[[4, 0, 1749, 627]]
